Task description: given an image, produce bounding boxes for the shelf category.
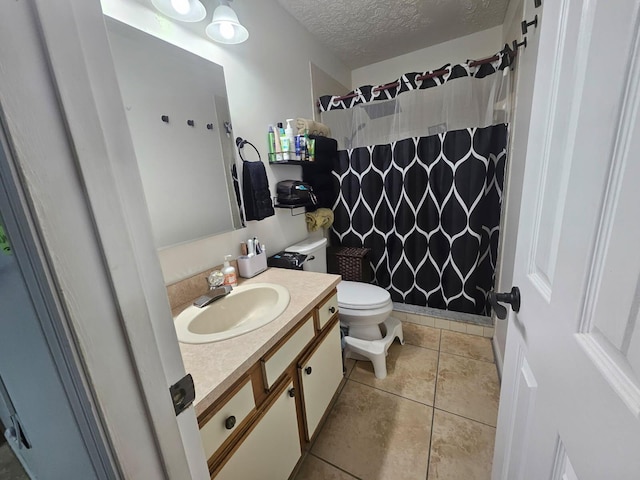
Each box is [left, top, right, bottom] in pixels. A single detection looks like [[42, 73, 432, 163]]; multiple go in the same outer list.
[[274, 204, 307, 216], [269, 160, 314, 166]]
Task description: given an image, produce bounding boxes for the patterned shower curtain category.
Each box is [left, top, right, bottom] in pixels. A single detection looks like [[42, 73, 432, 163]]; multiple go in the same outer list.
[[330, 126, 506, 315], [320, 51, 512, 316]]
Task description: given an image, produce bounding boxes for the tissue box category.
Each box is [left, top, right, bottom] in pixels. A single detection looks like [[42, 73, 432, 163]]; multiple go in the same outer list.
[[237, 252, 268, 278]]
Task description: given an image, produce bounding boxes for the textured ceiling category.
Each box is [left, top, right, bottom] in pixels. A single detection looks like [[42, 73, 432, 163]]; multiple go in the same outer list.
[[277, 0, 509, 69]]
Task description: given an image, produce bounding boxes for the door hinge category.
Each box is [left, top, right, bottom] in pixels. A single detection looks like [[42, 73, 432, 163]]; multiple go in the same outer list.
[[8, 414, 32, 450], [169, 374, 195, 417]]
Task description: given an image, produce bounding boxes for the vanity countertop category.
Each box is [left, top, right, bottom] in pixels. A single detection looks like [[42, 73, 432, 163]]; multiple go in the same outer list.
[[174, 268, 341, 417]]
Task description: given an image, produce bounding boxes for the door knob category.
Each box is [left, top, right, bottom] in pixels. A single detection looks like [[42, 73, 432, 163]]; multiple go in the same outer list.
[[488, 287, 521, 319]]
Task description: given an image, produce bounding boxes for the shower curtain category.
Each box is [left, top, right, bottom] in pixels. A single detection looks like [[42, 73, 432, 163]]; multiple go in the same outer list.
[[319, 53, 512, 316]]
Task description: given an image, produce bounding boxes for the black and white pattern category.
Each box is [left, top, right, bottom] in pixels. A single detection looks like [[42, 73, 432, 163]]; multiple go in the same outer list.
[[330, 125, 507, 316], [318, 50, 512, 113]]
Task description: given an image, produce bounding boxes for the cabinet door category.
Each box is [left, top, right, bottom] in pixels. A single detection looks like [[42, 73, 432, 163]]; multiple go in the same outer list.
[[299, 321, 343, 440], [215, 380, 300, 480]]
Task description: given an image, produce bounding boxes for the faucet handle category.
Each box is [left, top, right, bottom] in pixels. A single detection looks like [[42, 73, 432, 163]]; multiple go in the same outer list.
[[207, 270, 224, 289]]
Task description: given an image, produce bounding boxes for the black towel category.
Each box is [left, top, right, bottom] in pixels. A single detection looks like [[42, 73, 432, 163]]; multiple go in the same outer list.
[[302, 136, 339, 212], [309, 135, 338, 171], [231, 164, 245, 227], [242, 160, 274, 221]]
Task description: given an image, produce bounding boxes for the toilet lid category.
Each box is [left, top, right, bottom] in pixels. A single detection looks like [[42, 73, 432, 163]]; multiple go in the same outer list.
[[337, 281, 391, 310]]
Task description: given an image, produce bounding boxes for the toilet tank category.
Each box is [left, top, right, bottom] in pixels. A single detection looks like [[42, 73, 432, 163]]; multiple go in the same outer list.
[[286, 238, 327, 274]]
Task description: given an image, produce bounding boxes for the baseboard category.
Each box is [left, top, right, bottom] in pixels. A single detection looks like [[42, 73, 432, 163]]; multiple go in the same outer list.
[[392, 302, 492, 327]]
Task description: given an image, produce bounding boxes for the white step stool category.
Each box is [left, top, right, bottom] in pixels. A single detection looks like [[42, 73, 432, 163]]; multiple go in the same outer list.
[[343, 317, 404, 379]]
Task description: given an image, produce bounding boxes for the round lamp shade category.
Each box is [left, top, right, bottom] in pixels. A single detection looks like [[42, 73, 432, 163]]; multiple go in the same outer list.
[[150, 0, 206, 22], [205, 4, 249, 44]]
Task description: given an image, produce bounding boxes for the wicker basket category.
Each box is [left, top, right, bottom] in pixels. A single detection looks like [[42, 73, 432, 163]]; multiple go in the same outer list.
[[328, 247, 373, 282]]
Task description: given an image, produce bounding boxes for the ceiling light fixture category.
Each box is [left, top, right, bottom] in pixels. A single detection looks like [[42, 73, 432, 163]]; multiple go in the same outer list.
[[150, 0, 206, 22], [206, 0, 249, 45]]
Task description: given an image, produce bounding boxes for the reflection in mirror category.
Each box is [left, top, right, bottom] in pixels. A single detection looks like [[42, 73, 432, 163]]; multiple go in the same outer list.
[[105, 18, 243, 249]]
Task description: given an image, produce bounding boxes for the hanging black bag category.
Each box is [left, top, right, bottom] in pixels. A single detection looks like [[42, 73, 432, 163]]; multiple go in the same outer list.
[[276, 180, 318, 207]]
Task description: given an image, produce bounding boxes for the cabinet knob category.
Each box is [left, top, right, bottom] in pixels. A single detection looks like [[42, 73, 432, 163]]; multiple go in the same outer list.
[[224, 416, 236, 430], [288, 388, 295, 398], [305, 366, 313, 375], [329, 306, 336, 314]]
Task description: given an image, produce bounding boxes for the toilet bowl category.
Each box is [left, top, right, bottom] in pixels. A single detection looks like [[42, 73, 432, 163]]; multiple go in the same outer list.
[[336, 280, 393, 340], [286, 237, 403, 379]]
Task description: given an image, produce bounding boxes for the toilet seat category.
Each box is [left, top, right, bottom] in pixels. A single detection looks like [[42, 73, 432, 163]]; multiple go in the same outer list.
[[337, 281, 391, 310]]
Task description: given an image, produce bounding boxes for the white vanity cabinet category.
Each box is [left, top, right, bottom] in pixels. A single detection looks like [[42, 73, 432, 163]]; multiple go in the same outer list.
[[215, 380, 300, 480], [298, 321, 343, 440], [200, 288, 343, 479]]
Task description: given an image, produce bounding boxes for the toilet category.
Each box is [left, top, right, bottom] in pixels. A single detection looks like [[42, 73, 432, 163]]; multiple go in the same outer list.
[[286, 237, 403, 379]]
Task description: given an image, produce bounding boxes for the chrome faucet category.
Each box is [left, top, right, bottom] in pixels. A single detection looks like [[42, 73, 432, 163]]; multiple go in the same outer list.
[[192, 271, 233, 308]]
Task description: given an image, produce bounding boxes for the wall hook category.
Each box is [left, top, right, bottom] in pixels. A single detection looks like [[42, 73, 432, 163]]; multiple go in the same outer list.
[[521, 15, 538, 35], [513, 38, 527, 51], [207, 123, 214, 130], [224, 121, 232, 135], [187, 119, 195, 127], [534, 0, 542, 8], [161, 115, 169, 123]]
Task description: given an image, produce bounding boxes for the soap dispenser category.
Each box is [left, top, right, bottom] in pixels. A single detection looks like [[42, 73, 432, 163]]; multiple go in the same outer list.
[[222, 255, 238, 287]]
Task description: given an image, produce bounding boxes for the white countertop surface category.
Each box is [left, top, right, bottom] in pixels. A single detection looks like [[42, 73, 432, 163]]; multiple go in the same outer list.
[[174, 268, 341, 417]]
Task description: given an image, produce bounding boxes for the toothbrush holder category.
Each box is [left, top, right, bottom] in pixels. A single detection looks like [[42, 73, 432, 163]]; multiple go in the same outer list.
[[237, 251, 268, 278]]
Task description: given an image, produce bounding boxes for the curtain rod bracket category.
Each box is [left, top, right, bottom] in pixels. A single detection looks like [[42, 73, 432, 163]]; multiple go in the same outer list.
[[521, 15, 538, 35], [513, 38, 527, 52]]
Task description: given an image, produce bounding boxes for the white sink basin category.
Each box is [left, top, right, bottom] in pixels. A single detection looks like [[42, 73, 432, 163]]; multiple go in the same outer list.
[[175, 283, 290, 344]]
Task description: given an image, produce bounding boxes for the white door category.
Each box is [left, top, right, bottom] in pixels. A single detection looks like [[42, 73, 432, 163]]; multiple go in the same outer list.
[[492, 0, 543, 371], [493, 1, 640, 479]]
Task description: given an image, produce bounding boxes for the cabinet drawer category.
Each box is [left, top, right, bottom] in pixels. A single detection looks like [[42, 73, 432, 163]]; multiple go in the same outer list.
[[262, 316, 314, 389], [299, 321, 343, 440], [316, 292, 338, 330], [200, 379, 255, 460], [215, 380, 300, 480]]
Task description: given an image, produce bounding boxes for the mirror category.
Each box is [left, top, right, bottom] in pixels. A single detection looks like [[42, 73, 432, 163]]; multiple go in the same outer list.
[[105, 18, 243, 249]]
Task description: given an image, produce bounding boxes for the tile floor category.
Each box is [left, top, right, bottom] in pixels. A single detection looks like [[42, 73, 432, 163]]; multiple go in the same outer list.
[[295, 320, 500, 480], [0, 442, 28, 480]]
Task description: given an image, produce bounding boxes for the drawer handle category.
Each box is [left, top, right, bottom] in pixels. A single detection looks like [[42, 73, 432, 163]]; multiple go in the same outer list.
[[288, 388, 296, 398], [329, 306, 336, 314], [305, 366, 313, 375], [225, 416, 236, 430]]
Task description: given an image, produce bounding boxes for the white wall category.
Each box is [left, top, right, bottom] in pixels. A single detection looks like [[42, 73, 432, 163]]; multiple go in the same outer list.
[[102, 0, 351, 284], [351, 26, 503, 88], [310, 62, 350, 122]]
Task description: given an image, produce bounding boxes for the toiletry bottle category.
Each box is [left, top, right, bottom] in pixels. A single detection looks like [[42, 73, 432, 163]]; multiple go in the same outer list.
[[308, 137, 316, 162], [267, 125, 276, 162], [222, 255, 238, 287], [277, 122, 290, 160], [281, 136, 291, 160], [285, 119, 297, 160], [273, 125, 283, 161], [303, 129, 310, 160]]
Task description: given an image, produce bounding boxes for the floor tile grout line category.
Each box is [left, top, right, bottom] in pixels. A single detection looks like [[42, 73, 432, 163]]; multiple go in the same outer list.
[[402, 341, 440, 353], [439, 349, 496, 364], [346, 377, 436, 408], [433, 406, 498, 429], [308, 452, 363, 480], [426, 344, 442, 479]]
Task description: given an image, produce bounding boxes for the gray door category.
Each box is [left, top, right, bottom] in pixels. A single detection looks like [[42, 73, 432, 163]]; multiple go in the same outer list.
[[0, 147, 114, 478]]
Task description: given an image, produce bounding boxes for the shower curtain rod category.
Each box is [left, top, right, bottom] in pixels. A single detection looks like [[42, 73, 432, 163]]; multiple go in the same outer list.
[[321, 45, 520, 105]]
